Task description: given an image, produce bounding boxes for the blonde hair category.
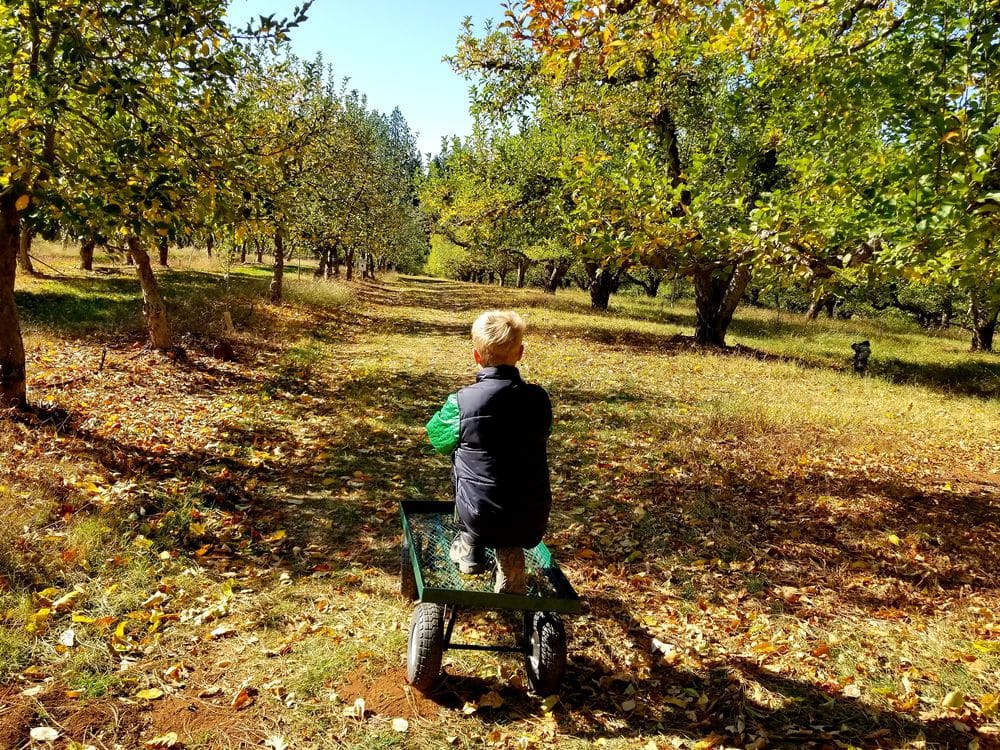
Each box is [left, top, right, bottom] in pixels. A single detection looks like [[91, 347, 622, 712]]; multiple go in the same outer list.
[[471, 310, 525, 366]]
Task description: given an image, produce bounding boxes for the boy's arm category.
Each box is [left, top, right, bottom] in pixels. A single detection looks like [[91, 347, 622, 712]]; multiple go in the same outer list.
[[425, 393, 460, 455]]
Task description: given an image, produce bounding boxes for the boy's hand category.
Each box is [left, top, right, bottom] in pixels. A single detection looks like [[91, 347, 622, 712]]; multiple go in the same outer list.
[[426, 393, 460, 455]]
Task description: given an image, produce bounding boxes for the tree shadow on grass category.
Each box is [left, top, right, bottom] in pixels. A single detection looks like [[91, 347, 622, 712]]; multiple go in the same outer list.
[[534, 317, 1000, 399], [409, 594, 975, 748], [15, 271, 271, 338]]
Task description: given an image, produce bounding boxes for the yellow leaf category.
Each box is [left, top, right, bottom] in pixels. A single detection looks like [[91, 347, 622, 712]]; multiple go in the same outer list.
[[942, 689, 965, 709], [979, 693, 998, 717], [887, 533, 901, 546], [136, 688, 164, 700], [268, 530, 286, 542], [26, 608, 51, 634], [52, 591, 82, 612], [693, 734, 726, 749], [14, 194, 29, 211]]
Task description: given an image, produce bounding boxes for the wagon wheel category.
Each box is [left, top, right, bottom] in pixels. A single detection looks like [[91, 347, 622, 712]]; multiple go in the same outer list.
[[400, 542, 418, 600], [407, 603, 445, 691], [523, 611, 566, 695]]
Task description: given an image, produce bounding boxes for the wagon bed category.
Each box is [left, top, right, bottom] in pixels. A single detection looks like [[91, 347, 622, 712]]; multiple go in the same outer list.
[[400, 500, 581, 614]]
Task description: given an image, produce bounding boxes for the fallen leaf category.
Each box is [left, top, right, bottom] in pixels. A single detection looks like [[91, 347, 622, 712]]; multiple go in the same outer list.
[[981, 693, 999, 717], [231, 686, 256, 710], [143, 732, 179, 748], [29, 727, 60, 742], [265, 736, 289, 750], [693, 734, 726, 749], [540, 695, 559, 713], [209, 625, 236, 639], [843, 684, 862, 698], [887, 533, 901, 546], [52, 590, 82, 612], [347, 696, 365, 719], [942, 689, 965, 709], [136, 688, 164, 700], [621, 698, 637, 711], [391, 717, 409, 732], [479, 691, 504, 709]]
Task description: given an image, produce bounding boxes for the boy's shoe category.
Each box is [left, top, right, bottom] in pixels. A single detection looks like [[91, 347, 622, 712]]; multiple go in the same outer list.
[[494, 547, 526, 594], [449, 534, 487, 575]]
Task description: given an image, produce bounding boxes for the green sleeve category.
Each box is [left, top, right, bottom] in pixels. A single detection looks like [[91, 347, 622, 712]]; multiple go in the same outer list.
[[426, 393, 460, 455]]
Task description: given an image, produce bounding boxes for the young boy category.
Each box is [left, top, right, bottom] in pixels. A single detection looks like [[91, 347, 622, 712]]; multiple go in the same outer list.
[[425, 310, 553, 594]]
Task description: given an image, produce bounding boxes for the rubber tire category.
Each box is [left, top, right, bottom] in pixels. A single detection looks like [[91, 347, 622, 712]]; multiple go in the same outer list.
[[407, 603, 445, 691], [400, 542, 418, 600], [524, 611, 566, 695]]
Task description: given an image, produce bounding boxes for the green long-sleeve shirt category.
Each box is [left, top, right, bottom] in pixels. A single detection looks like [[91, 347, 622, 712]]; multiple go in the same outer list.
[[425, 392, 460, 455]]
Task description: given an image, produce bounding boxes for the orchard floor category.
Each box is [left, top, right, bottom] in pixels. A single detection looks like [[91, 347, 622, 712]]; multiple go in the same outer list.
[[1, 265, 999, 750]]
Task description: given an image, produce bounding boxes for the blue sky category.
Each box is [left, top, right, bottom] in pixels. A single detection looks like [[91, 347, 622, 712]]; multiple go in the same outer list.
[[226, 0, 506, 158]]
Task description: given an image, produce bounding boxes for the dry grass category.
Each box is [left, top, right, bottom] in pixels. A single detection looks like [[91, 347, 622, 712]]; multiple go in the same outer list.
[[1, 261, 998, 749]]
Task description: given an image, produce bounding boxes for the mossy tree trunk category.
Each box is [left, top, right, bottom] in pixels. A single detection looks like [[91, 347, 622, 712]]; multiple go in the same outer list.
[[128, 236, 173, 350]]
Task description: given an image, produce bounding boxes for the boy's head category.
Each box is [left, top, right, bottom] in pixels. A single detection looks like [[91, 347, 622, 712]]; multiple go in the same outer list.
[[471, 310, 525, 367]]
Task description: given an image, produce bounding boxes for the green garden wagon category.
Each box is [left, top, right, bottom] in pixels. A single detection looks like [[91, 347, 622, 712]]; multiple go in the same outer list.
[[399, 500, 582, 695]]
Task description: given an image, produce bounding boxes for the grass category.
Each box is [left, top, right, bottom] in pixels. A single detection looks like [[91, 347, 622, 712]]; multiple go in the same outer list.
[[0, 251, 998, 748]]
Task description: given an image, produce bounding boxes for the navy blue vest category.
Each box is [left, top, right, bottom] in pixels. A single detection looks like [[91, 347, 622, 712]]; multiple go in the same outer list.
[[453, 365, 552, 548]]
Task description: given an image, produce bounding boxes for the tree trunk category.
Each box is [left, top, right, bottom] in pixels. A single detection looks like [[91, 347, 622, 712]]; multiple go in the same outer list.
[[345, 248, 354, 281], [0, 196, 27, 408], [127, 236, 173, 350], [586, 262, 616, 311], [970, 294, 998, 352], [80, 239, 96, 271], [314, 246, 328, 279], [239, 241, 248, 264], [693, 264, 752, 347], [543, 260, 569, 294], [255, 239, 264, 264], [17, 226, 36, 276], [516, 262, 527, 288], [269, 228, 284, 304], [327, 243, 339, 279], [158, 237, 169, 267], [807, 292, 837, 321], [206, 234, 214, 257]]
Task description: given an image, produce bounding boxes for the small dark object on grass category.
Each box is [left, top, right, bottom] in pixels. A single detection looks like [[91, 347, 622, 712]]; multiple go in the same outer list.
[[851, 340, 871, 374], [213, 341, 235, 362], [162, 346, 187, 362]]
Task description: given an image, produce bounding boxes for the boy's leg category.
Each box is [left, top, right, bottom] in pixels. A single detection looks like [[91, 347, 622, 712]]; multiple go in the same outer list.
[[450, 513, 487, 575], [493, 547, 526, 594]]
